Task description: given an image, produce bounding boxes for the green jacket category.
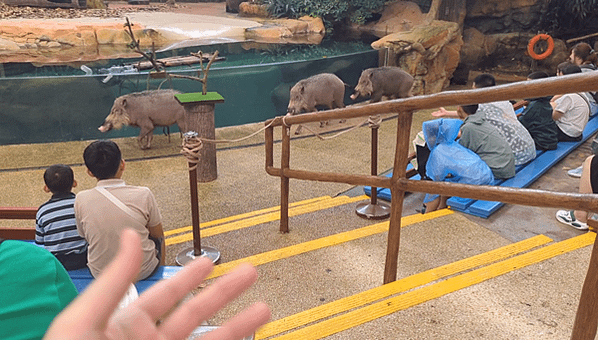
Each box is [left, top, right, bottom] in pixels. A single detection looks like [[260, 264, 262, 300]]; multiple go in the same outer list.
[[459, 112, 516, 179], [518, 97, 559, 150], [0, 239, 78, 340]]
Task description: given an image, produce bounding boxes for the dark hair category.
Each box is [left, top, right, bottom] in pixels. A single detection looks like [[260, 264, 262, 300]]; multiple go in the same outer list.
[[527, 71, 549, 80], [83, 140, 122, 180], [562, 64, 582, 75], [460, 104, 479, 116], [44, 164, 74, 194], [472, 74, 496, 88], [557, 61, 574, 74], [571, 42, 597, 66]]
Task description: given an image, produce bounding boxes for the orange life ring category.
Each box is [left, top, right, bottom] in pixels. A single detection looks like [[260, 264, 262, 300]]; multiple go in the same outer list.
[[528, 34, 554, 60]]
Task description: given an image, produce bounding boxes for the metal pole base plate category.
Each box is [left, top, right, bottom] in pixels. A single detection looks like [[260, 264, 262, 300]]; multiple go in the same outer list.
[[176, 245, 221, 266], [355, 201, 391, 220]]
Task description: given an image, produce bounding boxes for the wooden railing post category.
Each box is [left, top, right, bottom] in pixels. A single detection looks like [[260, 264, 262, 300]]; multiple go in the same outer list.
[[570, 226, 598, 339], [384, 111, 413, 284], [280, 124, 291, 233]]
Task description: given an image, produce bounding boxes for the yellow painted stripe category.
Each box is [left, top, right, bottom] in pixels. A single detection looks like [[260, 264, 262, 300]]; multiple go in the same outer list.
[[164, 196, 332, 237], [256, 233, 553, 339], [266, 232, 596, 340], [206, 209, 453, 280], [166, 195, 370, 246]]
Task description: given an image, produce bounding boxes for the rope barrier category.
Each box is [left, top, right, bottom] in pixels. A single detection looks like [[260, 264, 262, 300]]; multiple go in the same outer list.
[[299, 115, 383, 140], [180, 113, 385, 167]]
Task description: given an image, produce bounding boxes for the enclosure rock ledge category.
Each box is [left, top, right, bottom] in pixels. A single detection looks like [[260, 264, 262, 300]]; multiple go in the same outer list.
[[0, 20, 172, 63], [244, 16, 325, 44], [372, 20, 463, 95]]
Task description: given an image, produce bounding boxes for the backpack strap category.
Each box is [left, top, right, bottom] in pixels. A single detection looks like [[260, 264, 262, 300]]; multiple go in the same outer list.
[[94, 187, 146, 228]]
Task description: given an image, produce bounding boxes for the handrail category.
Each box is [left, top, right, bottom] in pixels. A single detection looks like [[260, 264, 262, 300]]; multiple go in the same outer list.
[[0, 207, 37, 240], [264, 71, 598, 340]]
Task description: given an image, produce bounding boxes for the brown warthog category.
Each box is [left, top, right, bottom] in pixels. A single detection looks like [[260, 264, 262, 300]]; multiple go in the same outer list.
[[287, 73, 346, 134], [99, 90, 186, 149], [350, 67, 414, 103]]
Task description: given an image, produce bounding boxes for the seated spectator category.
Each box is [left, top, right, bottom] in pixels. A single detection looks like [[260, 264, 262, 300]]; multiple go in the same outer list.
[[570, 42, 598, 115], [517, 71, 559, 150], [421, 118, 494, 213], [0, 238, 78, 340], [75, 140, 165, 281], [457, 104, 516, 179], [551, 64, 590, 142], [556, 154, 598, 231], [36, 164, 88, 270], [433, 73, 536, 165]]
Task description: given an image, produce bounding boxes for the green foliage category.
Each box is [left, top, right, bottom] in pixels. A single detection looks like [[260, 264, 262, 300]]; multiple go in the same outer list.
[[257, 0, 385, 28], [540, 0, 598, 38], [567, 0, 598, 19]]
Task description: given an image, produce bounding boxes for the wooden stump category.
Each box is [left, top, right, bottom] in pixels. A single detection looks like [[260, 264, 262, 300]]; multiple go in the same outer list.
[[175, 92, 224, 183]]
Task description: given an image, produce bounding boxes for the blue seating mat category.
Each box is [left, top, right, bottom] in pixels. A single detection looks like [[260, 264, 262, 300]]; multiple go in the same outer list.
[[21, 239, 183, 293], [67, 266, 183, 293], [365, 114, 598, 217]]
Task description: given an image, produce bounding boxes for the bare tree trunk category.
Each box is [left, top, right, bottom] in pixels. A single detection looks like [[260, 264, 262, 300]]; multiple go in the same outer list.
[[427, 0, 466, 27]]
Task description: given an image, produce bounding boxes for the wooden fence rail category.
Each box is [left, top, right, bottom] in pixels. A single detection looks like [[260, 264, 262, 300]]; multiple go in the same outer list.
[[265, 71, 598, 340]]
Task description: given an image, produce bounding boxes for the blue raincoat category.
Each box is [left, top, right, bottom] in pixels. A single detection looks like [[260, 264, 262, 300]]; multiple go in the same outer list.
[[423, 119, 494, 203]]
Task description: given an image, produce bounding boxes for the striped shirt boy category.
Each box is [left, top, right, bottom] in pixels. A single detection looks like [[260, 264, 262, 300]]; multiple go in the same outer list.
[[36, 192, 88, 270]]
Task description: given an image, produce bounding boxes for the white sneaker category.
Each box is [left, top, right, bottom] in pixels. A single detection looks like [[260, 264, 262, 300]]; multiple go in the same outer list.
[[568, 165, 583, 178], [556, 210, 588, 230]]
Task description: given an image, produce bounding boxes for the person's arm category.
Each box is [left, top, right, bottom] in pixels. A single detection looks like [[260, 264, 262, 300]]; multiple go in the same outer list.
[[44, 229, 270, 340], [431, 107, 459, 118], [552, 109, 565, 121], [148, 223, 165, 265]]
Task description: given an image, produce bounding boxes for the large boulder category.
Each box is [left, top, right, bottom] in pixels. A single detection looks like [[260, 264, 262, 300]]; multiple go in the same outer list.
[[238, 1, 268, 17], [372, 20, 463, 94]]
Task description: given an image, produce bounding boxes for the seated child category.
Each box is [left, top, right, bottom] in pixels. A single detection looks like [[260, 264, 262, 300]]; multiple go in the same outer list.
[[421, 118, 494, 213], [458, 104, 516, 179], [518, 71, 559, 150], [35, 164, 88, 270]]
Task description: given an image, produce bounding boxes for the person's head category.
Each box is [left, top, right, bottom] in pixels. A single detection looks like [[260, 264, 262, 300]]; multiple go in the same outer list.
[[43, 164, 76, 194], [527, 71, 549, 81], [83, 140, 124, 180], [472, 74, 496, 89], [556, 61, 574, 76], [561, 64, 582, 75], [570, 42, 597, 66], [457, 104, 479, 119]]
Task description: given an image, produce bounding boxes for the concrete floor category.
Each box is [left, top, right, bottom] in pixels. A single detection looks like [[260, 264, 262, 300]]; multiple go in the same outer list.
[[1, 3, 597, 339]]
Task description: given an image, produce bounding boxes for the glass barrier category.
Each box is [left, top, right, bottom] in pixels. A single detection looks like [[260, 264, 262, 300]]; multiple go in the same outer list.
[[0, 41, 378, 145]]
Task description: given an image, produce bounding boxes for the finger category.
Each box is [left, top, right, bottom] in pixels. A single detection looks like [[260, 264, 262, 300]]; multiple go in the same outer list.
[[44, 229, 142, 337], [158, 263, 259, 339], [132, 256, 214, 321], [197, 302, 271, 340]]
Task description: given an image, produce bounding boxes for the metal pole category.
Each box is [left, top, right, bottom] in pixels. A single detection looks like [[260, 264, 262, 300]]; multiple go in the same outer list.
[[356, 120, 391, 219]]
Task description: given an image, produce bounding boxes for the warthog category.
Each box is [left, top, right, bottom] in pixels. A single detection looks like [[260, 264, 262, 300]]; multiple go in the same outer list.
[[99, 90, 186, 149]]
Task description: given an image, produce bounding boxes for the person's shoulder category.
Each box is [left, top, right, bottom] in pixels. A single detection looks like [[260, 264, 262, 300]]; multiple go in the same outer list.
[[1, 240, 55, 258]]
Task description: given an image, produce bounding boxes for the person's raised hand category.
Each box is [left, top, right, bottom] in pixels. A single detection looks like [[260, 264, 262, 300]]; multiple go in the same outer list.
[[431, 107, 449, 117], [44, 229, 270, 340]]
